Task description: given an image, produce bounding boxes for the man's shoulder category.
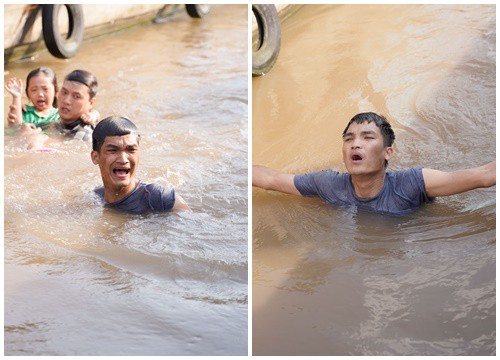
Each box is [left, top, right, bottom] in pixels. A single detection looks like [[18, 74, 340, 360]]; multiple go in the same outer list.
[[387, 168, 424, 181], [309, 169, 348, 184], [142, 181, 166, 193], [140, 181, 175, 212], [385, 168, 430, 202], [127, 181, 175, 212], [297, 169, 344, 179], [294, 168, 348, 197], [59, 120, 93, 141]]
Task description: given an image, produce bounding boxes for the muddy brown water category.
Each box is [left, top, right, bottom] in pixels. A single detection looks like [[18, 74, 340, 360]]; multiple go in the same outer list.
[[253, 5, 495, 356], [4, 5, 248, 356]]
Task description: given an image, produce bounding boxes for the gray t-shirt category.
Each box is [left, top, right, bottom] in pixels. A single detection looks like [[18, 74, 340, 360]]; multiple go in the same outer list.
[[95, 180, 176, 214], [294, 168, 434, 215]]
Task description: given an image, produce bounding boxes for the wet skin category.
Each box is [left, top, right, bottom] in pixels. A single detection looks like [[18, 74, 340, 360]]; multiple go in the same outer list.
[[57, 80, 95, 124], [342, 121, 393, 177], [26, 75, 56, 114], [342, 121, 394, 198], [91, 134, 140, 203]]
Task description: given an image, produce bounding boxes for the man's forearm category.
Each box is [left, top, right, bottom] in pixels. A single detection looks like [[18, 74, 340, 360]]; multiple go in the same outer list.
[[423, 161, 496, 197], [252, 165, 300, 195]]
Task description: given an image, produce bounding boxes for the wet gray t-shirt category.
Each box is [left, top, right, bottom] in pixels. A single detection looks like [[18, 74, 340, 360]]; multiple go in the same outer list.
[[95, 180, 176, 214], [294, 168, 434, 215]]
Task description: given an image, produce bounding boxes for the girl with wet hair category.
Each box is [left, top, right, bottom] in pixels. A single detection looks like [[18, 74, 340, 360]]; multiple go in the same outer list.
[[5, 67, 60, 129]]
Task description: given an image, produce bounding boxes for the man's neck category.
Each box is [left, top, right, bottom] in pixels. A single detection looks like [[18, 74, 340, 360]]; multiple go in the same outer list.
[[103, 179, 139, 203], [60, 118, 83, 128], [350, 170, 386, 198]]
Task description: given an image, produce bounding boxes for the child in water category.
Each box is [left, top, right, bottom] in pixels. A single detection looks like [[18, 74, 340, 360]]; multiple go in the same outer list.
[[5, 67, 60, 129], [5, 67, 99, 150]]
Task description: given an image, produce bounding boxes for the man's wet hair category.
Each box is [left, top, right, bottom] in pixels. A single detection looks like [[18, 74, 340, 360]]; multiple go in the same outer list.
[[343, 112, 395, 147], [64, 69, 98, 99], [26, 67, 58, 107], [92, 116, 140, 152], [343, 112, 395, 168]]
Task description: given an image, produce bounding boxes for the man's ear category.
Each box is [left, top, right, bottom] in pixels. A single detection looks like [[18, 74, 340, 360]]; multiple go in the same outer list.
[[385, 146, 394, 161], [91, 150, 99, 165]]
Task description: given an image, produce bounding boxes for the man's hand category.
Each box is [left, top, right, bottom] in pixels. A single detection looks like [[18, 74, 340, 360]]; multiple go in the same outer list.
[[7, 103, 23, 127], [7, 104, 19, 126], [173, 193, 192, 212], [252, 165, 301, 195], [5, 78, 23, 98], [81, 109, 100, 125], [423, 161, 496, 197], [18, 123, 48, 151]]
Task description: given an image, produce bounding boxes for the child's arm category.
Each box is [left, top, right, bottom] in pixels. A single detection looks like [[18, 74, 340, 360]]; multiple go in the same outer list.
[[80, 109, 101, 126], [4, 78, 23, 127]]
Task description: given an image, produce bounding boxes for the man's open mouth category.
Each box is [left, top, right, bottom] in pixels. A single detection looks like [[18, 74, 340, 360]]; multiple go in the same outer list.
[[351, 154, 363, 161], [113, 168, 130, 176]]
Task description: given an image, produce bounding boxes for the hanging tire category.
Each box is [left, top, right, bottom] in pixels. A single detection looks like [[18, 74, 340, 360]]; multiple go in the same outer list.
[[252, 4, 281, 76], [185, 5, 211, 19], [42, 4, 84, 59]]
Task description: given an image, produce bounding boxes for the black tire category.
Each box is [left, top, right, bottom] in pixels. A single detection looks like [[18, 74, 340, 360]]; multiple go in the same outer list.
[[42, 4, 84, 59], [185, 5, 211, 19], [252, 4, 281, 76]]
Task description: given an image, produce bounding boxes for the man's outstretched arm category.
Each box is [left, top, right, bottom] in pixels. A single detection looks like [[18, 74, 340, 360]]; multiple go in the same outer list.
[[252, 165, 301, 195], [422, 161, 496, 197]]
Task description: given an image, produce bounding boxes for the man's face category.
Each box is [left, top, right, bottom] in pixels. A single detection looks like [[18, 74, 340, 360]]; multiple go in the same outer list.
[[342, 121, 393, 176], [57, 80, 94, 124], [91, 134, 140, 194]]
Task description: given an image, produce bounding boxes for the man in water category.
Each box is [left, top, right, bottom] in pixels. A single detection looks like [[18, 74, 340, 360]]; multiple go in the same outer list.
[[253, 112, 496, 215], [56, 69, 99, 141], [91, 116, 191, 214]]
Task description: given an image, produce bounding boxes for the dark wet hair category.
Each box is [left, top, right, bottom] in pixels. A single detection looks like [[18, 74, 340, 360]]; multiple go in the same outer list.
[[26, 67, 58, 107], [92, 116, 140, 152], [64, 69, 98, 99], [343, 112, 396, 167]]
